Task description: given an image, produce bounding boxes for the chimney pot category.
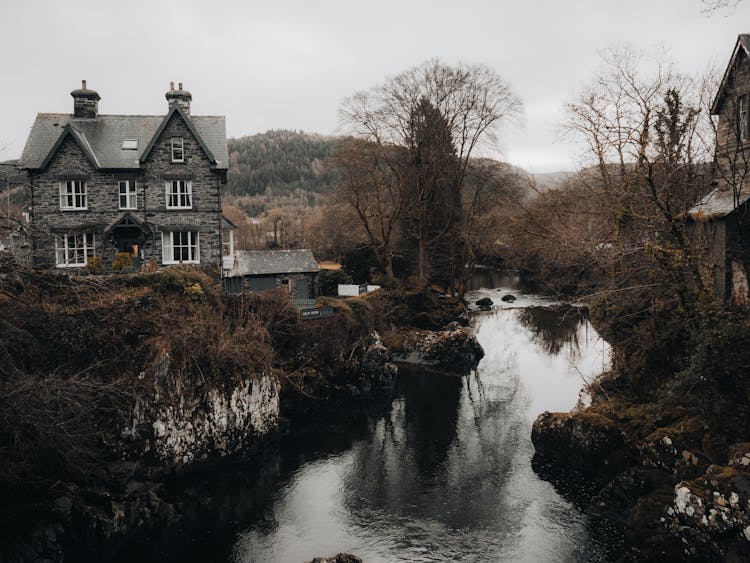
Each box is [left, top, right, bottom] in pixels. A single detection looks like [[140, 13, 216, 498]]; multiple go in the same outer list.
[[165, 82, 192, 115], [71, 80, 100, 118]]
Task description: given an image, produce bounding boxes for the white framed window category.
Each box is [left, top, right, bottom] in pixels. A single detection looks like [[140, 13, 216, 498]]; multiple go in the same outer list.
[[59, 180, 87, 210], [119, 180, 137, 210], [740, 95, 750, 142], [171, 137, 184, 162], [166, 180, 192, 209], [55, 232, 95, 268], [162, 230, 199, 264]]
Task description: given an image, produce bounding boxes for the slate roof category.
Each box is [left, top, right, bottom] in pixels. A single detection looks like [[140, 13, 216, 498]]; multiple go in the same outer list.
[[20, 110, 228, 170], [227, 250, 320, 277], [687, 188, 750, 219]]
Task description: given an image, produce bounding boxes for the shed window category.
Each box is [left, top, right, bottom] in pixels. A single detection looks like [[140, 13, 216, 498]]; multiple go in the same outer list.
[[171, 137, 184, 162]]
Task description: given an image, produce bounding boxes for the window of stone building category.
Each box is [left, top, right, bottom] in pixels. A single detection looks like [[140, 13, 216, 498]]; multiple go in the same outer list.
[[739, 95, 750, 142], [171, 137, 184, 162], [59, 180, 87, 210], [55, 232, 95, 267], [162, 230, 199, 264], [119, 180, 137, 209], [165, 180, 192, 209]]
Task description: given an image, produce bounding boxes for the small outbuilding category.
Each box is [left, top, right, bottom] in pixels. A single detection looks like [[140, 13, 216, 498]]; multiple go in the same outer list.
[[223, 249, 320, 299], [687, 191, 750, 305]]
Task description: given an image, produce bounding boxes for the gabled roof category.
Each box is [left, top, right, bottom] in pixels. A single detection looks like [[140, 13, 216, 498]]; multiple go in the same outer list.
[[38, 125, 101, 169], [227, 249, 320, 277], [711, 34, 750, 115], [687, 188, 750, 219], [104, 212, 152, 236], [20, 111, 228, 171], [138, 106, 216, 166]]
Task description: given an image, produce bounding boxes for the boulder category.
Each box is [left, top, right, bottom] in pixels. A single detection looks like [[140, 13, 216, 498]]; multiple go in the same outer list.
[[501, 294, 516, 303], [388, 327, 485, 374], [308, 554, 362, 563], [418, 327, 485, 373], [475, 297, 493, 311], [531, 411, 625, 478]]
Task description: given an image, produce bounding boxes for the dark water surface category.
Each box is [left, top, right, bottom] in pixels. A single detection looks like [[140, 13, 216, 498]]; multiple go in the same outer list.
[[222, 276, 611, 562]]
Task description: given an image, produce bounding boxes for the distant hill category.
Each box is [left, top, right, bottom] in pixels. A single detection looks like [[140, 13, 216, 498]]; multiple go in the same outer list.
[[530, 171, 574, 191], [225, 130, 567, 200], [226, 130, 340, 196]]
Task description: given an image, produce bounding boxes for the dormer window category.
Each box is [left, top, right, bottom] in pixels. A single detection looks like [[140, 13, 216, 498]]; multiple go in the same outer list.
[[171, 137, 184, 162], [122, 139, 138, 150]]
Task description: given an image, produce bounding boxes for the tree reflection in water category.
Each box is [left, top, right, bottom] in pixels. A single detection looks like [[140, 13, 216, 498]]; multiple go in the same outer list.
[[517, 305, 588, 356]]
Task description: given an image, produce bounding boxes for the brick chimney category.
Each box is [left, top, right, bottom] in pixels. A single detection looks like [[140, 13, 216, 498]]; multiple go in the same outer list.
[[165, 81, 192, 115], [70, 80, 100, 118]]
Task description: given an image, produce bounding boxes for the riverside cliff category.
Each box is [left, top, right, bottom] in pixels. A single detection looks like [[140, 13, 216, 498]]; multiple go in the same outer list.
[[0, 257, 482, 561], [531, 305, 750, 561]]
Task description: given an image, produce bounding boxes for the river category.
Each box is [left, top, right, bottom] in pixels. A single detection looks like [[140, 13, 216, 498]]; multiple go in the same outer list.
[[115, 271, 611, 562]]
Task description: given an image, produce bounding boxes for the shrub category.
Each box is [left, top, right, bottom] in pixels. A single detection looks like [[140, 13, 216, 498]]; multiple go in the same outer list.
[[85, 256, 103, 275], [112, 252, 132, 271]]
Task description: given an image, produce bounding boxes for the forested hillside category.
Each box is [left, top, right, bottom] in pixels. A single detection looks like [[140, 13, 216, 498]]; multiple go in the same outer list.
[[226, 130, 340, 196]]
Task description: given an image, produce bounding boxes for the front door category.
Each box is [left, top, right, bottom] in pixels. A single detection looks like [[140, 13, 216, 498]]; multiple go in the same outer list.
[[112, 226, 143, 270]]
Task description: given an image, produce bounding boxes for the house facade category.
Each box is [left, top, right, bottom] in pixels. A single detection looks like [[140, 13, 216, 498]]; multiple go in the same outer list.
[[688, 34, 750, 304], [20, 81, 229, 271]]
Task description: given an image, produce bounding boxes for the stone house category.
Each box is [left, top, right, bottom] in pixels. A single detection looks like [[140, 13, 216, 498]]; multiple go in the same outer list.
[[688, 34, 750, 304], [19, 81, 231, 271], [223, 249, 320, 299]]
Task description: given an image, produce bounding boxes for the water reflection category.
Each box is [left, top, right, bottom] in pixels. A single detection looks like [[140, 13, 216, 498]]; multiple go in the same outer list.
[[233, 297, 611, 562], [466, 268, 521, 292], [518, 305, 587, 355]]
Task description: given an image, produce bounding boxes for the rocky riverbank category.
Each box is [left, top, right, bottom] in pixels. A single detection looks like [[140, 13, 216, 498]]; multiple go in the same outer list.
[[532, 374, 750, 561], [0, 261, 483, 562]]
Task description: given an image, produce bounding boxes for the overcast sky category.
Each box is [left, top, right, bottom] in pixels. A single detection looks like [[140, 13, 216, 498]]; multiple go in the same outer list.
[[1, 0, 747, 172]]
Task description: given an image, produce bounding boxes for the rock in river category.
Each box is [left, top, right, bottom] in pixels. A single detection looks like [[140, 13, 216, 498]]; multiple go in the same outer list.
[[476, 297, 493, 311]]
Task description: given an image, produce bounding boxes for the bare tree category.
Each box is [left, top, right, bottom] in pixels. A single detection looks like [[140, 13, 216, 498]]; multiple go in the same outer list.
[[561, 46, 715, 309], [335, 59, 522, 289], [329, 138, 407, 278], [702, 0, 743, 14]]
